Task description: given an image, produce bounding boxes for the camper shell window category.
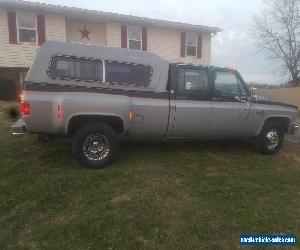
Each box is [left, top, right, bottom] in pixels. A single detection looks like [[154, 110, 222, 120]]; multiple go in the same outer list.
[[49, 55, 103, 82], [48, 56, 153, 87], [105, 61, 152, 87]]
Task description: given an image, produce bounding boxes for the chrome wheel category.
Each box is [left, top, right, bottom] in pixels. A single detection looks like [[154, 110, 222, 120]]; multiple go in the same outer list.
[[83, 134, 110, 161], [265, 130, 280, 150]]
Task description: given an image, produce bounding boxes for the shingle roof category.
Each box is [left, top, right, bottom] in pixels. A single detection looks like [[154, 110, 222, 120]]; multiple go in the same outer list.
[[0, 0, 221, 33]]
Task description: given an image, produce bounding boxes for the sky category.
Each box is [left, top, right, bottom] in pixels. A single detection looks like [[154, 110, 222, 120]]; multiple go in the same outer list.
[[28, 0, 289, 84]]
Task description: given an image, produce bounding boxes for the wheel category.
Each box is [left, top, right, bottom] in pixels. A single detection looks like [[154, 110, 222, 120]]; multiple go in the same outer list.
[[72, 122, 119, 169], [255, 120, 285, 155]]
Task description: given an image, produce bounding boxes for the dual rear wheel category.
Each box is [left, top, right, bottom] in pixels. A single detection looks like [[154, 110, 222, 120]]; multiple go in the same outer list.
[[72, 122, 119, 169]]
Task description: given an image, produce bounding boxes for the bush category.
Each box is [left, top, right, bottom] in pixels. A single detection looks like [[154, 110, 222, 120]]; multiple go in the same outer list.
[[2, 104, 20, 121]]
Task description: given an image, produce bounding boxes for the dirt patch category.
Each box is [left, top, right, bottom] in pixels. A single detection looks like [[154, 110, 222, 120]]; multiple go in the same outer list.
[[275, 144, 300, 170], [50, 213, 79, 225], [206, 166, 230, 177], [205, 152, 232, 177], [160, 183, 193, 236], [111, 194, 131, 204], [206, 152, 232, 164], [135, 236, 149, 248], [18, 226, 38, 250]]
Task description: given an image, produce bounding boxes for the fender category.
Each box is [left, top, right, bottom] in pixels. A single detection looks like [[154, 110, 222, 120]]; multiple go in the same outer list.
[[254, 115, 291, 136], [65, 113, 128, 135]]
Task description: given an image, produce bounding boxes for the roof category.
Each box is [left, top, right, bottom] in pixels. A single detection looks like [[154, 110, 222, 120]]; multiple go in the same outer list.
[[0, 0, 222, 33], [40, 40, 169, 63]]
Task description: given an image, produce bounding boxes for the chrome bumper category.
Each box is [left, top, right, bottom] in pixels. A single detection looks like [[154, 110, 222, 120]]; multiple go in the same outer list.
[[288, 123, 299, 135], [11, 118, 26, 135]]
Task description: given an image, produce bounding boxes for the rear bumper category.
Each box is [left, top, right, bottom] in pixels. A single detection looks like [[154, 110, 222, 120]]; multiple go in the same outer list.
[[11, 118, 26, 135], [288, 123, 299, 135]]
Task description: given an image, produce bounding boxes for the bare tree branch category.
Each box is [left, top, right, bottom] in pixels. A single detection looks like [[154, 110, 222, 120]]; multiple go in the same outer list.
[[253, 0, 300, 85]]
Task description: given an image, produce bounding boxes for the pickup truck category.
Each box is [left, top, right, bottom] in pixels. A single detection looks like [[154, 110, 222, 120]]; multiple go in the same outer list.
[[12, 41, 299, 169]]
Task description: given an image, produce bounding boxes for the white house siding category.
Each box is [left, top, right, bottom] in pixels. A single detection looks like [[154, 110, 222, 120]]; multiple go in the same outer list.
[[0, 9, 66, 68], [105, 21, 211, 64], [105, 21, 121, 48], [148, 26, 211, 64], [66, 19, 106, 46], [0, 8, 212, 68], [45, 14, 66, 42]]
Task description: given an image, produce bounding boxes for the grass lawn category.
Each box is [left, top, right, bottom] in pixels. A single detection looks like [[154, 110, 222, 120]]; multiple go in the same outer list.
[[0, 102, 300, 249]]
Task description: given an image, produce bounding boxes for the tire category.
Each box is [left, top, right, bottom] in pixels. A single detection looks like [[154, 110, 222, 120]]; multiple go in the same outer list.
[[255, 120, 285, 155], [72, 122, 119, 169]]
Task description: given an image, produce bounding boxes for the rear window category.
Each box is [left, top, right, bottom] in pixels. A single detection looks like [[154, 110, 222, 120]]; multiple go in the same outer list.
[[105, 61, 152, 87], [49, 56, 103, 82]]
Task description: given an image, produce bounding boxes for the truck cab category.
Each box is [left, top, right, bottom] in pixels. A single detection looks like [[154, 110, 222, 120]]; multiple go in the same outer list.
[[167, 64, 253, 137]]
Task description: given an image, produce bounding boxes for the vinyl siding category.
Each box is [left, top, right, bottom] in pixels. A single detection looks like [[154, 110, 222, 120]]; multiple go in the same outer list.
[[0, 8, 212, 68], [105, 21, 211, 64], [106, 21, 121, 48], [66, 19, 106, 46], [0, 9, 66, 68]]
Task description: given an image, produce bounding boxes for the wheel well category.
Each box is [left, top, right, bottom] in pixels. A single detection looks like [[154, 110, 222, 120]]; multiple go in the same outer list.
[[68, 115, 124, 135], [265, 117, 290, 132]]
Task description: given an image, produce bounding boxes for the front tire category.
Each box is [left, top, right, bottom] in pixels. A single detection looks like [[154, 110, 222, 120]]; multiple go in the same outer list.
[[255, 120, 285, 155], [72, 122, 119, 169]]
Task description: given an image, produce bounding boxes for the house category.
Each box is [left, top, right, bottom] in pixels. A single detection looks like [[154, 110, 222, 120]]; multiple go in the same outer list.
[[0, 0, 221, 100]]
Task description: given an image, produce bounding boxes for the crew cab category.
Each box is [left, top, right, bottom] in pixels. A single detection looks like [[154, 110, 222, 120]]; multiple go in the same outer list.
[[12, 41, 299, 169]]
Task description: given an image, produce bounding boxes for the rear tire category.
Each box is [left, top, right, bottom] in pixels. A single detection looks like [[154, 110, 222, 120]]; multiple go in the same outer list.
[[72, 122, 119, 169], [255, 120, 284, 155]]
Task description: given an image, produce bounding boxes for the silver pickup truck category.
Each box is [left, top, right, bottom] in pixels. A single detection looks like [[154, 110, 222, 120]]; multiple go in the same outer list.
[[12, 41, 299, 169]]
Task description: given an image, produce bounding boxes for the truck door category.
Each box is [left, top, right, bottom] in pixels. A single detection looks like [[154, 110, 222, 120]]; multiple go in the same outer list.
[[209, 69, 252, 136], [167, 66, 213, 137]]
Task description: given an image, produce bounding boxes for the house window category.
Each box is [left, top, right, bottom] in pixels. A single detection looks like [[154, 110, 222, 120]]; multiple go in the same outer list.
[[49, 56, 103, 82], [186, 32, 197, 57], [17, 12, 37, 43], [128, 26, 142, 50], [105, 61, 152, 86]]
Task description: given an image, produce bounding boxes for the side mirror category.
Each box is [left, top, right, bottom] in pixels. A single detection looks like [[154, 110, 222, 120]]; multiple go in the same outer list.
[[250, 87, 256, 97]]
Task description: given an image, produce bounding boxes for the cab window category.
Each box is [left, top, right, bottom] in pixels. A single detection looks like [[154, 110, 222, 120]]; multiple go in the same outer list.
[[177, 68, 209, 97], [214, 71, 241, 96], [238, 77, 249, 96]]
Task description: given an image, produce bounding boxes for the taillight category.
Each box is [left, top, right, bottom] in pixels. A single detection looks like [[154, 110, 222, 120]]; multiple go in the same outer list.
[[21, 102, 30, 116], [57, 105, 63, 119]]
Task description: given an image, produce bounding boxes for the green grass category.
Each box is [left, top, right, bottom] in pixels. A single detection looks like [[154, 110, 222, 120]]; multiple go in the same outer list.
[[0, 102, 300, 249]]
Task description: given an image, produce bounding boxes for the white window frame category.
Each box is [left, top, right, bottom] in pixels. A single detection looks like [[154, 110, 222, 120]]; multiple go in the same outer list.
[[186, 32, 197, 57], [127, 26, 142, 51], [17, 12, 37, 45]]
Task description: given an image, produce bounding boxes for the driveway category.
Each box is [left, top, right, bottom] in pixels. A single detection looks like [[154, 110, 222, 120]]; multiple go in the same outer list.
[[286, 118, 300, 143]]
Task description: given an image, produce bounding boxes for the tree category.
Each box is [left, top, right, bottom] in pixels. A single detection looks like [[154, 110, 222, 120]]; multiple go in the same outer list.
[[253, 0, 300, 85]]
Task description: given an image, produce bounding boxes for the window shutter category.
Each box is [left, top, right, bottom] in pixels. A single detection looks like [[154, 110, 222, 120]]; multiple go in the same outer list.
[[180, 32, 186, 57], [197, 34, 202, 59], [142, 27, 147, 51], [7, 11, 17, 44], [37, 14, 46, 45], [121, 25, 127, 48]]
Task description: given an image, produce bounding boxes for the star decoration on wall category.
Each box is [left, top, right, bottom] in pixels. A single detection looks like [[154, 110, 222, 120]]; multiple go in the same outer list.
[[80, 26, 90, 40]]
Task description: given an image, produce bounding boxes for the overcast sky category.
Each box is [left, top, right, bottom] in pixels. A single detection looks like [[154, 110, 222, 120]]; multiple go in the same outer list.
[[28, 0, 289, 84]]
